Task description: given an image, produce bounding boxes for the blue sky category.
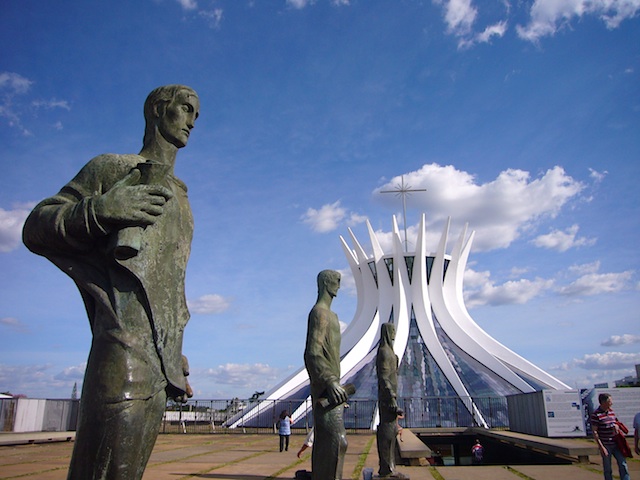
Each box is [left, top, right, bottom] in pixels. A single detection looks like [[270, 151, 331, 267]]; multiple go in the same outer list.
[[1, 0, 639, 399]]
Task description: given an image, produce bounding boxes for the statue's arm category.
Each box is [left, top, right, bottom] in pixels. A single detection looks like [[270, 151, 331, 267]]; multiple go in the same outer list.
[[23, 154, 173, 256], [23, 157, 114, 255]]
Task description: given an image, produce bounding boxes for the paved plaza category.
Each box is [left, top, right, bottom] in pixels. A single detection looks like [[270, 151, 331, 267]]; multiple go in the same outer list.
[[0, 432, 638, 480]]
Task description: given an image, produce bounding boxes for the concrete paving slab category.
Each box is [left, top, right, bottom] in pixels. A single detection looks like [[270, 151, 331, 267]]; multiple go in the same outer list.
[[509, 464, 603, 479], [436, 465, 521, 480], [1, 432, 630, 480]]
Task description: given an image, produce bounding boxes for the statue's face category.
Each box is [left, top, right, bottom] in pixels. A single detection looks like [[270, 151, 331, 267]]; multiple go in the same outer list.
[[326, 275, 340, 298], [157, 90, 200, 148]]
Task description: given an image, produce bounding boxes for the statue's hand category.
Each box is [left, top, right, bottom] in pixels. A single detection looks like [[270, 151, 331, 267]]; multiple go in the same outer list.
[[94, 168, 174, 228], [327, 382, 348, 406]]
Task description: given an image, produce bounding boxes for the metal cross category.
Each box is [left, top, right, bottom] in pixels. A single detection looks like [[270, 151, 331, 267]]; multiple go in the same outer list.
[[380, 175, 426, 251]]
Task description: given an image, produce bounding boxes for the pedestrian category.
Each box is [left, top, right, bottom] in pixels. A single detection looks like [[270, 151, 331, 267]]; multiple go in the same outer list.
[[633, 410, 640, 456], [278, 410, 292, 452], [590, 393, 630, 480], [297, 428, 314, 458], [471, 439, 484, 465]]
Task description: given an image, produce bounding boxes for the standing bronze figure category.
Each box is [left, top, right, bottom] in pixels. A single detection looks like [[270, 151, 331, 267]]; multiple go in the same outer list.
[[23, 85, 199, 479], [376, 323, 407, 478], [304, 270, 349, 480]]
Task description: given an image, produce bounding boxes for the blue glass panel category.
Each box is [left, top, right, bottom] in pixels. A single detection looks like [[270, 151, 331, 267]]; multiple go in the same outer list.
[[432, 312, 521, 398], [426, 256, 434, 284], [384, 257, 394, 285], [404, 256, 415, 284], [368, 261, 378, 287]]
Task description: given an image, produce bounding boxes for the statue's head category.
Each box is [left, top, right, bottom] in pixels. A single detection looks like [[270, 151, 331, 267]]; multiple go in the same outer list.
[[143, 85, 199, 148], [380, 322, 396, 346], [317, 269, 341, 297]]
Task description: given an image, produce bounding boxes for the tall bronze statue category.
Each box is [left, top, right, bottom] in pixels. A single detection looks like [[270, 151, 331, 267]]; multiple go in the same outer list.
[[23, 85, 199, 479], [376, 323, 407, 478], [304, 270, 349, 480]]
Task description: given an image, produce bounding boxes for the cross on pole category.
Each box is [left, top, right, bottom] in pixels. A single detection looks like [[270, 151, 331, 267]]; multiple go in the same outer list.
[[380, 175, 426, 251]]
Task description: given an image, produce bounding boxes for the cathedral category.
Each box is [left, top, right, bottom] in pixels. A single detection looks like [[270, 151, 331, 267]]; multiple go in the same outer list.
[[229, 215, 568, 429]]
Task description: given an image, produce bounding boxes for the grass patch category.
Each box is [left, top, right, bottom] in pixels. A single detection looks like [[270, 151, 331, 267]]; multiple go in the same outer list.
[[351, 435, 376, 480], [504, 466, 536, 479], [427, 465, 446, 480]]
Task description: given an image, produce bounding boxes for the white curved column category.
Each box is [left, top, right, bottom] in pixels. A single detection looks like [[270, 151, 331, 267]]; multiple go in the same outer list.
[[433, 221, 537, 393], [410, 216, 485, 424], [445, 226, 570, 390]]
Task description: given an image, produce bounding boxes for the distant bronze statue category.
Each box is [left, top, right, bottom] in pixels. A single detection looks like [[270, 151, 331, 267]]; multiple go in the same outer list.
[[376, 323, 407, 478], [304, 270, 349, 480], [23, 85, 199, 480]]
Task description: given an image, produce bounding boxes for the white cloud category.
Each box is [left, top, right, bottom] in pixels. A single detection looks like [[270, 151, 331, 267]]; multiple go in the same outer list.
[[0, 204, 33, 253], [1, 72, 71, 135], [302, 201, 346, 233], [462, 259, 635, 306], [589, 168, 608, 183], [463, 267, 554, 307], [0, 363, 84, 398], [0, 72, 33, 94], [188, 293, 231, 314], [0, 317, 29, 333], [434, 1, 509, 49], [31, 99, 71, 111], [567, 260, 601, 275], [532, 224, 596, 252], [375, 164, 585, 252], [568, 351, 640, 370], [557, 267, 634, 297], [475, 20, 508, 43], [435, 0, 478, 36], [199, 8, 223, 29], [0, 72, 34, 135], [287, 0, 316, 8], [458, 20, 508, 49], [176, 0, 198, 10], [302, 201, 365, 233], [200, 363, 282, 387], [53, 363, 87, 381], [601, 334, 640, 346], [336, 267, 356, 297], [509, 267, 530, 278], [517, 0, 640, 42]]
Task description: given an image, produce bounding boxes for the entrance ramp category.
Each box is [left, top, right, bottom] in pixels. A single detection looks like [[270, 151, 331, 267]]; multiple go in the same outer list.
[[397, 428, 432, 466], [414, 427, 598, 464]]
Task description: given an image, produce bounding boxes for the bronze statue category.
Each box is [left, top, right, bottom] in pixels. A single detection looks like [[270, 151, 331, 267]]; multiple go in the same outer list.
[[304, 270, 349, 480], [376, 323, 407, 478], [23, 85, 199, 479]]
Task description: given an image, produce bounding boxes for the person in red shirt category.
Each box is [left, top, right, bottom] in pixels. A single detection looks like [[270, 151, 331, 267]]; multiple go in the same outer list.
[[590, 393, 630, 480], [471, 439, 484, 465]]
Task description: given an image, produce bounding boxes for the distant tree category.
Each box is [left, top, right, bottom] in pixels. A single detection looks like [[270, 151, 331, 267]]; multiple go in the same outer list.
[[71, 382, 78, 400]]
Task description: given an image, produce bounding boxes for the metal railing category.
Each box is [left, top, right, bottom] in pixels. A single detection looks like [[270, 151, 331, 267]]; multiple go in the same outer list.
[[160, 396, 510, 434]]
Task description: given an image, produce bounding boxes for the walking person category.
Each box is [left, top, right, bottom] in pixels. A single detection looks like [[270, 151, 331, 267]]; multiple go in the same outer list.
[[297, 428, 314, 458], [591, 393, 630, 480], [634, 410, 640, 456], [278, 410, 292, 452], [472, 439, 484, 465]]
